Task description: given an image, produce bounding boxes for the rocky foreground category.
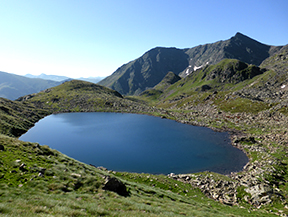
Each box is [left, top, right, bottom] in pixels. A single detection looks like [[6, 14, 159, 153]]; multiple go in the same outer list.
[[162, 102, 288, 213]]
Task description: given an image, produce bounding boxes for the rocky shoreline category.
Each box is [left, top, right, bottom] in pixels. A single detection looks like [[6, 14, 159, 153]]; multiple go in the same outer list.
[[163, 103, 288, 213], [10, 80, 288, 214]]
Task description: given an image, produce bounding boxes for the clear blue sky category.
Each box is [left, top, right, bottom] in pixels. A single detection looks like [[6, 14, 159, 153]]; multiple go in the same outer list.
[[0, 0, 287, 78]]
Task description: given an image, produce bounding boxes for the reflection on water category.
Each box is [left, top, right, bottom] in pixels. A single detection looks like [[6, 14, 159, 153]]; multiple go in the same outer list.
[[20, 112, 248, 174]]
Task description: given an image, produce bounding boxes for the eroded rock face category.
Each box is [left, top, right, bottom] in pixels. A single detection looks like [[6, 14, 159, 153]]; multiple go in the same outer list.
[[103, 176, 128, 196]]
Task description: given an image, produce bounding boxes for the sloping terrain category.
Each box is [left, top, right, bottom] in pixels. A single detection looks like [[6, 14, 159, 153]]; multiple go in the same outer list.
[[99, 47, 189, 95], [0, 98, 49, 137], [141, 59, 267, 103], [0, 80, 274, 216], [181, 32, 282, 77], [0, 71, 62, 100], [137, 57, 288, 214], [140, 71, 181, 100], [1, 36, 288, 216], [1, 134, 270, 216], [16, 80, 163, 116], [99, 33, 283, 96]]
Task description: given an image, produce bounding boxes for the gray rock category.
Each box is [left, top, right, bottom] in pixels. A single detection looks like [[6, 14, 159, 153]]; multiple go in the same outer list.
[[97, 166, 107, 171], [38, 172, 44, 177], [19, 163, 28, 172], [103, 176, 128, 196], [201, 85, 211, 91], [245, 183, 272, 198]]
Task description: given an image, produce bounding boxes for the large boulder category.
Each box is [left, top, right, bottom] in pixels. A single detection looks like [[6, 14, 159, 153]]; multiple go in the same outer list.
[[201, 85, 212, 91], [103, 176, 128, 196]]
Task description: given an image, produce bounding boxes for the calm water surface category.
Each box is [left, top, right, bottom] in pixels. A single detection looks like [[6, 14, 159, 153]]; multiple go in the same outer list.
[[20, 112, 248, 174]]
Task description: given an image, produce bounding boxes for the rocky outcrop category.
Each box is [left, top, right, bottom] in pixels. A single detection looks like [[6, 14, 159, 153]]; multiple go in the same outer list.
[[245, 184, 273, 206], [103, 176, 128, 196], [205, 60, 264, 84]]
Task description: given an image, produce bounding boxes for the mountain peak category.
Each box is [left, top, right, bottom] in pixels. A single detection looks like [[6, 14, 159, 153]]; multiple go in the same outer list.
[[232, 32, 256, 41], [100, 33, 282, 95], [234, 32, 247, 38], [232, 32, 265, 45]]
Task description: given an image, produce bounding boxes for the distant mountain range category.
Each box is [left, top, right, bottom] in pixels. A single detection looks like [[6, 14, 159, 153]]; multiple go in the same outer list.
[[25, 73, 71, 82], [0, 72, 105, 100], [1, 32, 286, 101], [0, 71, 63, 100], [25, 73, 105, 84], [99, 32, 284, 95]]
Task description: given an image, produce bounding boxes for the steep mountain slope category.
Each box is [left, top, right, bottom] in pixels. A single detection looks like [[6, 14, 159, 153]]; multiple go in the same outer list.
[[154, 71, 182, 90], [181, 32, 282, 77], [99, 33, 283, 96], [98, 47, 189, 95], [260, 44, 288, 75], [140, 71, 181, 100], [237, 44, 288, 105], [0, 71, 62, 100], [141, 59, 266, 103]]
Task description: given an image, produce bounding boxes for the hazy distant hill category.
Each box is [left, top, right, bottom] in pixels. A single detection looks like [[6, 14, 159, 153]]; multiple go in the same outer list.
[[25, 73, 105, 83], [25, 73, 70, 82], [99, 32, 283, 95], [78, 76, 105, 83], [0, 71, 62, 100]]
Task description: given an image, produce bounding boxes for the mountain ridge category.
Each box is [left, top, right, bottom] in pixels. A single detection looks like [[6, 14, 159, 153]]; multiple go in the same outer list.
[[25, 73, 105, 83], [99, 32, 284, 95], [0, 71, 62, 100], [1, 34, 288, 216]]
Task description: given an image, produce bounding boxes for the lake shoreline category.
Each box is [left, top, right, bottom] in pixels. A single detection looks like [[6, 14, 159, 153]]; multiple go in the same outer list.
[[20, 112, 248, 175]]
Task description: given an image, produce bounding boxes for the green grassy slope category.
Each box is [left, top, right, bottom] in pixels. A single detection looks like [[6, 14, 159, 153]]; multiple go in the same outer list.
[[0, 97, 49, 137], [0, 133, 273, 216], [1, 75, 288, 216], [136, 58, 288, 215]]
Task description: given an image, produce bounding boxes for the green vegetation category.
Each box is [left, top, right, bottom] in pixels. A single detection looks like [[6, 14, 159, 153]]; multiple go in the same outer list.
[[1, 48, 288, 216], [1, 134, 271, 216]]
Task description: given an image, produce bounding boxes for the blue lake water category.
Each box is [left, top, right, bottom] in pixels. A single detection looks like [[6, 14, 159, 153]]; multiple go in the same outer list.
[[19, 112, 248, 174]]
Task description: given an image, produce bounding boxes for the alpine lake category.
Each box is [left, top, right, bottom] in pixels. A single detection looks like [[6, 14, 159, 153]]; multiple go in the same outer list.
[[20, 112, 248, 175]]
